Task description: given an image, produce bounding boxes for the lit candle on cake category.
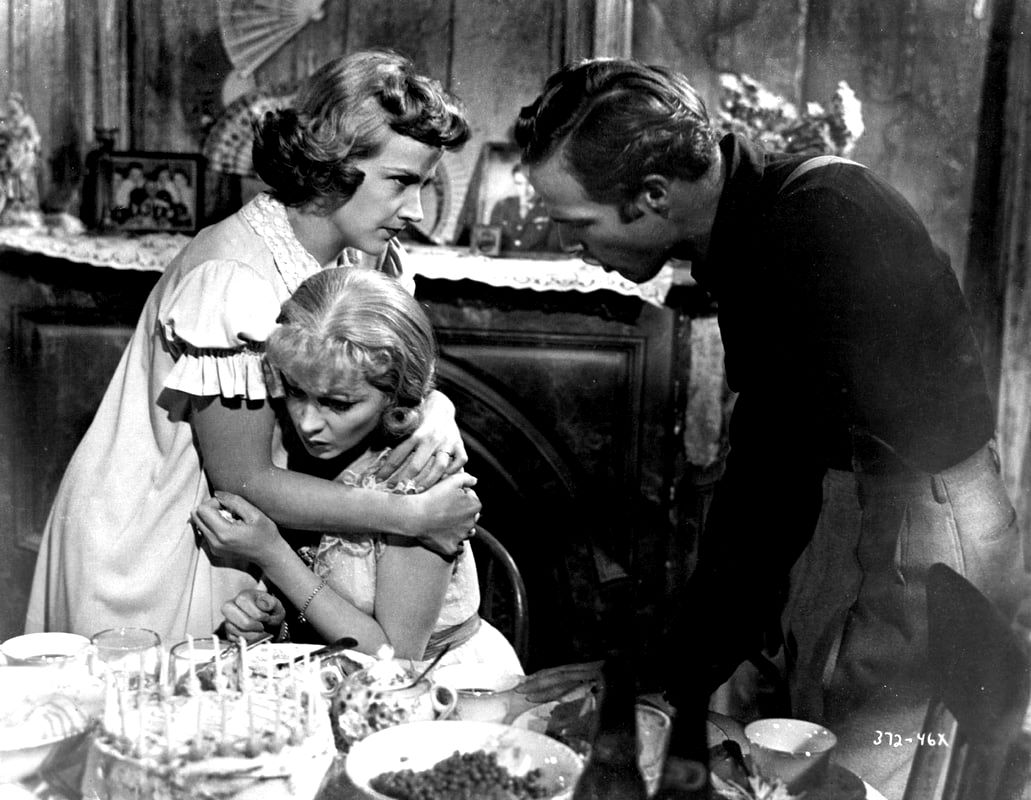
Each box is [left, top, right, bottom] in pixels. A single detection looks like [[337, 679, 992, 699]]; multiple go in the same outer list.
[[304, 654, 316, 734], [163, 701, 174, 759], [136, 691, 145, 756], [246, 692, 260, 756], [117, 676, 128, 738], [186, 634, 199, 695], [137, 650, 147, 694], [237, 636, 248, 694], [291, 656, 302, 721], [218, 695, 230, 756], [158, 646, 170, 700], [211, 634, 222, 693], [103, 668, 117, 733], [196, 693, 205, 750]]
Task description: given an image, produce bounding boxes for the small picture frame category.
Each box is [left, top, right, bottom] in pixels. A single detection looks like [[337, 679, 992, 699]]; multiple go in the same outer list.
[[457, 142, 561, 256], [88, 151, 205, 234], [470, 223, 502, 257]]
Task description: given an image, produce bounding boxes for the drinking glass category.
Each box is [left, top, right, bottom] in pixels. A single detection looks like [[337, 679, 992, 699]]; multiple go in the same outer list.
[[170, 636, 228, 691], [636, 703, 673, 796], [90, 627, 162, 691]]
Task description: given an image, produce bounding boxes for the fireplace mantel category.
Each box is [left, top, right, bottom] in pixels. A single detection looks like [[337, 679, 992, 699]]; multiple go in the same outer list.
[[0, 226, 677, 306]]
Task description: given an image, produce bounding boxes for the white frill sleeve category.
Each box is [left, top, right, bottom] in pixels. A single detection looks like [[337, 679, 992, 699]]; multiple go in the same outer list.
[[158, 259, 283, 400]]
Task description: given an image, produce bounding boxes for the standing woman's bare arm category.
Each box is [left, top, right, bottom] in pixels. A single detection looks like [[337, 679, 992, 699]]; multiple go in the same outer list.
[[190, 395, 480, 553]]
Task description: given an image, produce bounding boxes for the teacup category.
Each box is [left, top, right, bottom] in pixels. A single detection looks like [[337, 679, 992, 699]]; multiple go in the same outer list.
[[0, 632, 92, 670], [744, 718, 837, 792], [433, 663, 522, 723]]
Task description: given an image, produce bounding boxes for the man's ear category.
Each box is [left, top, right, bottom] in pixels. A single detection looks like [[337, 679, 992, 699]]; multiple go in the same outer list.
[[635, 175, 672, 216]]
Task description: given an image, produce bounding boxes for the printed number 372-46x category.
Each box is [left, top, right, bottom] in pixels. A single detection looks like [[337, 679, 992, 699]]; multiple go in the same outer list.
[[874, 731, 950, 747]]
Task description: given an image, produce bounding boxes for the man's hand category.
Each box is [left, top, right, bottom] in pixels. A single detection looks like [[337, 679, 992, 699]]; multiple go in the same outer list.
[[407, 472, 481, 558], [374, 390, 468, 487], [515, 660, 605, 704], [222, 589, 286, 643]]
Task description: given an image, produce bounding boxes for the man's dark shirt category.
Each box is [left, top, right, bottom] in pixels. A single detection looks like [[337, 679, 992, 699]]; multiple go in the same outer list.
[[668, 133, 994, 702]]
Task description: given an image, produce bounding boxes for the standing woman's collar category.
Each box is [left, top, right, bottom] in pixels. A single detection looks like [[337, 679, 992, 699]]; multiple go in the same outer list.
[[240, 192, 324, 292]]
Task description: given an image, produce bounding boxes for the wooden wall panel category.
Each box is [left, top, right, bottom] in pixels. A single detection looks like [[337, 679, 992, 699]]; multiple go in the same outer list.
[[133, 0, 215, 152], [633, 0, 723, 110], [341, 0, 452, 83], [449, 0, 561, 197], [633, 0, 989, 287], [806, 0, 988, 285], [0, 0, 10, 93], [1, 0, 59, 203]]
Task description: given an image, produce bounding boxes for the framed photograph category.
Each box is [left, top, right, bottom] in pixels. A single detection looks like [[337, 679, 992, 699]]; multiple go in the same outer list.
[[457, 142, 561, 256], [88, 151, 205, 234]]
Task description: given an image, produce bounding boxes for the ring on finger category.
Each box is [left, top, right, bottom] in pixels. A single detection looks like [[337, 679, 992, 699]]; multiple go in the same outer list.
[[434, 450, 453, 460]]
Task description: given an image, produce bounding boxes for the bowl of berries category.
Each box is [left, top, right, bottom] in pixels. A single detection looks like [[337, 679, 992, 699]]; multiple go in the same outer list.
[[344, 720, 584, 800]]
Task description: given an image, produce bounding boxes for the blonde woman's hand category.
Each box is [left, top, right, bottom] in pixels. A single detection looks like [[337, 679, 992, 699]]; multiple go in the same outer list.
[[222, 589, 285, 642], [191, 491, 285, 569], [374, 390, 468, 487], [407, 472, 481, 558]]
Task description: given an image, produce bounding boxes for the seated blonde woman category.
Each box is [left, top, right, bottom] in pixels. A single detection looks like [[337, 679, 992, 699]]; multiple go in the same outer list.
[[192, 267, 522, 674]]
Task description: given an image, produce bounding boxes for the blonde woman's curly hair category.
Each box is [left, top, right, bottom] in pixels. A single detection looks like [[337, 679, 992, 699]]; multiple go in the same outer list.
[[266, 267, 437, 440]]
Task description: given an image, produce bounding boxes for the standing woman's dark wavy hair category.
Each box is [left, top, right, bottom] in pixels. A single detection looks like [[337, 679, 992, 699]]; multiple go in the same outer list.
[[253, 49, 470, 214]]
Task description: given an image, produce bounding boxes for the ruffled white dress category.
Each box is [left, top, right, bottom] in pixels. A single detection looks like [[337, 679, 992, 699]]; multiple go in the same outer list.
[[24, 193, 411, 642]]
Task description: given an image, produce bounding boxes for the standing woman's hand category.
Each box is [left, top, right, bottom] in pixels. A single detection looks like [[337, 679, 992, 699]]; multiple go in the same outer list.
[[374, 390, 468, 487], [406, 472, 481, 558]]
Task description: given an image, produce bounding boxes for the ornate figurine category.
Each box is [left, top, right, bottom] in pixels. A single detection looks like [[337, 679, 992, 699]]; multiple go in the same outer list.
[[0, 91, 45, 227]]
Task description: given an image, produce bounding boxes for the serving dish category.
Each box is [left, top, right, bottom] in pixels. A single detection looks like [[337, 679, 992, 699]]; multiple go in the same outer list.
[[345, 720, 583, 800]]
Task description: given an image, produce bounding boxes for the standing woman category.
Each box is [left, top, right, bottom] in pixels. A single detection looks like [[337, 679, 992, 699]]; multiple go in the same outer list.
[[26, 50, 480, 642]]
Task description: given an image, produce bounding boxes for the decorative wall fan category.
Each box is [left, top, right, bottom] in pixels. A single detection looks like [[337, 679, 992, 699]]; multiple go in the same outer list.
[[202, 87, 296, 177], [217, 0, 327, 105]]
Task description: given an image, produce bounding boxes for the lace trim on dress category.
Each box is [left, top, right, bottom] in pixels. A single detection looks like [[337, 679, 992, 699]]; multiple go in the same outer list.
[[298, 450, 420, 565], [239, 192, 323, 293], [337, 449, 421, 496]]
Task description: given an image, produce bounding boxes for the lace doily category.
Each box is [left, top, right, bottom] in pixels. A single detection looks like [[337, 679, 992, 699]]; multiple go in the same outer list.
[[0, 227, 675, 306]]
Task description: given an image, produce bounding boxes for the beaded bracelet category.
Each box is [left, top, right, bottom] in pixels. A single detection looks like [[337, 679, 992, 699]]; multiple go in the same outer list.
[[298, 578, 328, 625]]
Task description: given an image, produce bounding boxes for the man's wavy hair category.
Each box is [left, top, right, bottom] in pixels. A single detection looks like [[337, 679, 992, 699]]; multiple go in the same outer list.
[[266, 267, 437, 441], [515, 58, 719, 207], [253, 49, 470, 213]]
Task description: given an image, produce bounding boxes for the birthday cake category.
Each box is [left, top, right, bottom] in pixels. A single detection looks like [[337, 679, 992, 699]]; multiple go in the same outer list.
[[80, 645, 335, 800]]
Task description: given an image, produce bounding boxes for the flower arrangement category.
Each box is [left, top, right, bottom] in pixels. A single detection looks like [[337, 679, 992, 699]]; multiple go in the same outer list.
[[716, 72, 865, 157]]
